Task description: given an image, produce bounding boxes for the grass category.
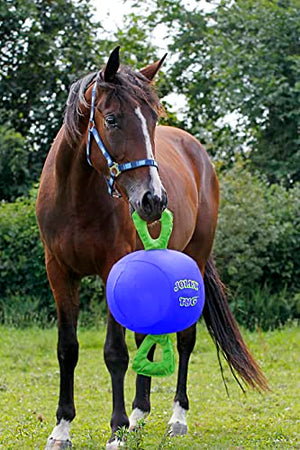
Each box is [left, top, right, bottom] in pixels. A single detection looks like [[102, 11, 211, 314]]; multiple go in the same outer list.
[[0, 323, 299, 449]]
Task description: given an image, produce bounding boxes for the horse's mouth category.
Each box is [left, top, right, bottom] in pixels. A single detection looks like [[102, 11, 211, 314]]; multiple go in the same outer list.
[[129, 203, 162, 226], [147, 219, 160, 228]]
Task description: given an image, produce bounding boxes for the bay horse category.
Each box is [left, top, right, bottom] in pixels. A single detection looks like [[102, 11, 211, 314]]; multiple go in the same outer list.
[[36, 47, 267, 449]]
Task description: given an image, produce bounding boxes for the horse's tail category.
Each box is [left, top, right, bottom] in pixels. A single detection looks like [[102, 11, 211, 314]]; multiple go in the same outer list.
[[203, 256, 268, 392]]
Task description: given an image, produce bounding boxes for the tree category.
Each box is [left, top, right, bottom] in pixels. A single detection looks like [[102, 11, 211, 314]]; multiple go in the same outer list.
[[0, 0, 163, 200], [0, 0, 106, 196], [0, 124, 30, 201], [135, 0, 300, 184]]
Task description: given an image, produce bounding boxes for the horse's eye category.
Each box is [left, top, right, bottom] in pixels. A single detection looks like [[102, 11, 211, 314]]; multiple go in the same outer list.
[[105, 114, 117, 128]]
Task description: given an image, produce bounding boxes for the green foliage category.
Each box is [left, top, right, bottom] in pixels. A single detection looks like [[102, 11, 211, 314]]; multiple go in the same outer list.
[[231, 286, 300, 331], [214, 160, 300, 328], [79, 276, 107, 328], [0, 295, 54, 328], [0, 190, 51, 306], [0, 0, 166, 199], [215, 160, 300, 294], [0, 124, 31, 201], [137, 0, 300, 184], [115, 419, 146, 449], [111, 14, 158, 68], [0, 0, 108, 188]]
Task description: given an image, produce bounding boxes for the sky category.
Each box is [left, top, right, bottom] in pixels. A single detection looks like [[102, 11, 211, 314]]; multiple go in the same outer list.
[[91, 0, 217, 117], [93, 0, 132, 34], [91, 0, 214, 53], [92, 0, 169, 53]]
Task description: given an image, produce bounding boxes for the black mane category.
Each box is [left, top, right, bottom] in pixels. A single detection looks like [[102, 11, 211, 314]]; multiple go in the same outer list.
[[64, 66, 162, 143]]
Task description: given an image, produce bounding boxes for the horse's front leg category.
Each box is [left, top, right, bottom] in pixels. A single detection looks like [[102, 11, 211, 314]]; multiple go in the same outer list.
[[104, 311, 129, 449], [45, 252, 80, 449], [129, 333, 156, 430], [168, 324, 196, 436]]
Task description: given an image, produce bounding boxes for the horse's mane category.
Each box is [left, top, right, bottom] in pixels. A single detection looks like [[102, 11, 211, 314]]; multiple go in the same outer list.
[[64, 66, 163, 144]]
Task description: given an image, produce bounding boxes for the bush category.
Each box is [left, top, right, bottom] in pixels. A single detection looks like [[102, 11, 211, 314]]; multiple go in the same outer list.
[[230, 286, 300, 331], [0, 190, 51, 307], [215, 161, 300, 293], [214, 160, 300, 328], [0, 125, 31, 201]]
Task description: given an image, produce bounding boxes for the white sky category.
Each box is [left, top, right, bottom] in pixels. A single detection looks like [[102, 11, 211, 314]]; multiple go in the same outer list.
[[92, 0, 132, 34], [92, 0, 169, 53], [92, 0, 215, 53]]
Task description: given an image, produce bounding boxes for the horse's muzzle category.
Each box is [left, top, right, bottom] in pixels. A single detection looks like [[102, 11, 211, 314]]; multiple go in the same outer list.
[[137, 188, 168, 223]]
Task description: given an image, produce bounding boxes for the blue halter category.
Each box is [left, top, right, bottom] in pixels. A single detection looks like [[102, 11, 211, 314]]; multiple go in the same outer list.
[[86, 81, 159, 197]]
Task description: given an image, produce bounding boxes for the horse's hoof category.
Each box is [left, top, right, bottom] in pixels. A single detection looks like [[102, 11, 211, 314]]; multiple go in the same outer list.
[[168, 421, 188, 436], [105, 438, 124, 449], [45, 438, 72, 449]]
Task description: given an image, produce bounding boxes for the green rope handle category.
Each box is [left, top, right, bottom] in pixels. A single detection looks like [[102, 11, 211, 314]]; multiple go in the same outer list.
[[131, 208, 175, 377], [132, 208, 173, 250], [132, 334, 175, 377]]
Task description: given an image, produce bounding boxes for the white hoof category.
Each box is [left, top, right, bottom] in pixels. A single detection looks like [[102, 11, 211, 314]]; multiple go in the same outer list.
[[168, 421, 188, 436], [129, 407, 148, 431], [168, 401, 188, 436], [45, 438, 72, 449], [106, 438, 124, 449], [46, 419, 72, 449]]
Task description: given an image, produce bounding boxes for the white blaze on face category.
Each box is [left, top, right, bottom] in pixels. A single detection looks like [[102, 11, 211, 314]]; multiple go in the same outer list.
[[134, 107, 163, 195]]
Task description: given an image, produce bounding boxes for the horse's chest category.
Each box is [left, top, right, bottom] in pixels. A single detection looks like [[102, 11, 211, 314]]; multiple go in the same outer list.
[[53, 221, 134, 277]]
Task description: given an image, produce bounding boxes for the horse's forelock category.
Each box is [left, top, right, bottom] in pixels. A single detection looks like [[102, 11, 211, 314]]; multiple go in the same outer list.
[[96, 66, 162, 118], [64, 66, 162, 145]]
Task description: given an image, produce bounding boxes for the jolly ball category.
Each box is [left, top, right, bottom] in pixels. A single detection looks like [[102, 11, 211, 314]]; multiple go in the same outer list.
[[106, 249, 205, 335]]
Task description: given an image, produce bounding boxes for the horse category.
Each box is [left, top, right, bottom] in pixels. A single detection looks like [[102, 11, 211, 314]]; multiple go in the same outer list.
[[36, 47, 268, 449]]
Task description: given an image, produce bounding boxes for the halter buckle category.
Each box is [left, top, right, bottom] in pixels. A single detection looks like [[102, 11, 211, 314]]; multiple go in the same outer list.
[[110, 162, 121, 178]]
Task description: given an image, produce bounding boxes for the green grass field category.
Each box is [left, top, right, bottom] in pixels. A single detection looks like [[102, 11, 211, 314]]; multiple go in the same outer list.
[[0, 323, 299, 449]]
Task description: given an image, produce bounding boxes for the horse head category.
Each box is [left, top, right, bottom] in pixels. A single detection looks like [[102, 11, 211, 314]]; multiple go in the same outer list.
[[85, 47, 168, 222]]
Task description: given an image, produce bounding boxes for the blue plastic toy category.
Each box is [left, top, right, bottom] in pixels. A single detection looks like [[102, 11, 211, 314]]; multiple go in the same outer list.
[[106, 209, 205, 376]]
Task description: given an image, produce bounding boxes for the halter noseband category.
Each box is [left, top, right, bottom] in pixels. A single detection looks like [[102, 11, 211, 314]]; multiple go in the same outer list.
[[86, 81, 159, 198]]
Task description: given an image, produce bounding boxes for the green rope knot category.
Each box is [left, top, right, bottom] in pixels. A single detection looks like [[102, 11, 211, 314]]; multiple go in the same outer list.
[[131, 208, 176, 377]]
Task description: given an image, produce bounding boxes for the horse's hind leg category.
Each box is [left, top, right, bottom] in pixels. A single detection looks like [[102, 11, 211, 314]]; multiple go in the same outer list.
[[168, 324, 196, 436], [45, 251, 80, 449], [129, 333, 156, 430], [104, 311, 130, 448]]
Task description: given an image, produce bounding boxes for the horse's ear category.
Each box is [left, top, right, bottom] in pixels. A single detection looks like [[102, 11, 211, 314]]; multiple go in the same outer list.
[[140, 54, 167, 81], [103, 46, 120, 82]]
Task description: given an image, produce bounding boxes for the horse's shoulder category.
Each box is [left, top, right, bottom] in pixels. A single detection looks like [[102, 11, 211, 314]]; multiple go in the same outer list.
[[156, 125, 205, 151], [156, 125, 212, 165]]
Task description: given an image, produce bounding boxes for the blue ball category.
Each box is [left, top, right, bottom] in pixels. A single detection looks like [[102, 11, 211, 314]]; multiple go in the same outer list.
[[106, 249, 205, 334]]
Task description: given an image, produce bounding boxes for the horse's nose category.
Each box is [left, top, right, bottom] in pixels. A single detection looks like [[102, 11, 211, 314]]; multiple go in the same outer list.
[[141, 189, 168, 222]]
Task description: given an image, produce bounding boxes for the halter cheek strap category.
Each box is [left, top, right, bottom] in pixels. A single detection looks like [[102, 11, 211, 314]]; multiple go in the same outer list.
[[86, 81, 159, 198]]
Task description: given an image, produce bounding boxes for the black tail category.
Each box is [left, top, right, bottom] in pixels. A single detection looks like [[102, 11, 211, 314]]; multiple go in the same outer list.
[[203, 257, 268, 392]]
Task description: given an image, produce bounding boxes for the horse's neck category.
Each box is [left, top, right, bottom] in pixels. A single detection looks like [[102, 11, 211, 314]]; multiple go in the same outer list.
[[54, 126, 103, 207]]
